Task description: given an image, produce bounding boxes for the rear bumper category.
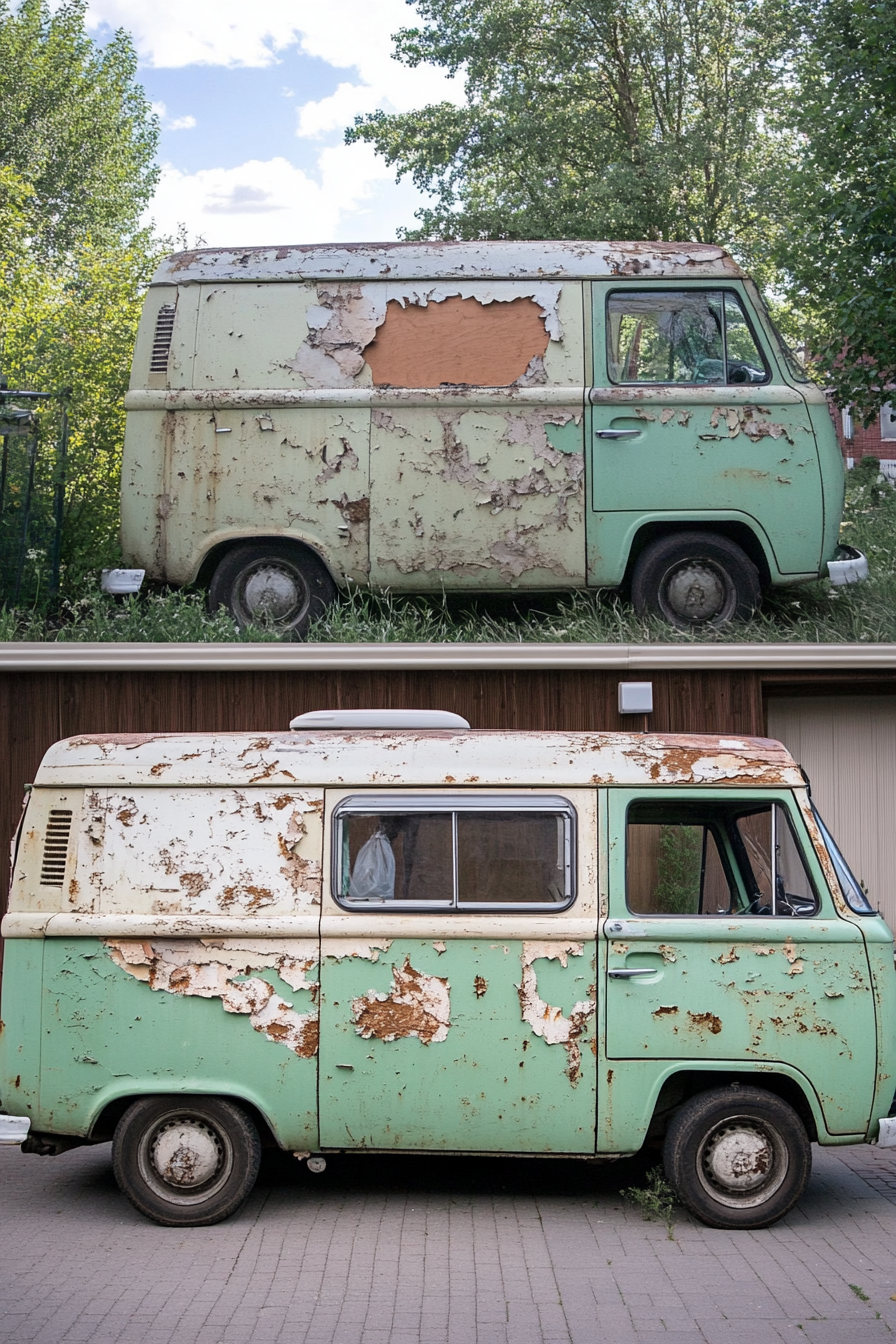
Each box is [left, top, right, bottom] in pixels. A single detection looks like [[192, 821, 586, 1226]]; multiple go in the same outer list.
[[827, 545, 868, 585]]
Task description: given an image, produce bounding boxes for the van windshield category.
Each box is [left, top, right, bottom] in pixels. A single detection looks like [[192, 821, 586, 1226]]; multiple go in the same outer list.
[[811, 805, 876, 914]]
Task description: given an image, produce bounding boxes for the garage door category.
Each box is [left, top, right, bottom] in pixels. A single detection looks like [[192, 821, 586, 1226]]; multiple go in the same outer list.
[[766, 696, 896, 930]]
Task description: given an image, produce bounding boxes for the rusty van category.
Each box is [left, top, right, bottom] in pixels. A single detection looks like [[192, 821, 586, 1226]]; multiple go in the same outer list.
[[1, 710, 894, 1230], [120, 241, 866, 636]]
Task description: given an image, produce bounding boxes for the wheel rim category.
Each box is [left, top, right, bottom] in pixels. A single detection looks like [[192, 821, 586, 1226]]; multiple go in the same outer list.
[[137, 1113, 234, 1207], [233, 559, 311, 628], [657, 557, 736, 626], [696, 1114, 789, 1209]]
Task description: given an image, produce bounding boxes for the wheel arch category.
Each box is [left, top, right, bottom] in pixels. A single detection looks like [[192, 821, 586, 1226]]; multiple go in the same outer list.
[[645, 1067, 821, 1145], [621, 520, 774, 595], [193, 532, 343, 592], [89, 1089, 281, 1149]]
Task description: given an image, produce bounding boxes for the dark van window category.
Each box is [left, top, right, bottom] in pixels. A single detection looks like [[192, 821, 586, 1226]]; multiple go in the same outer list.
[[607, 290, 769, 386], [626, 800, 818, 917], [334, 796, 575, 911]]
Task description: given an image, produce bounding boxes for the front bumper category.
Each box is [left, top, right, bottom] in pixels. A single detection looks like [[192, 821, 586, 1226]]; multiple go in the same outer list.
[[827, 545, 868, 586]]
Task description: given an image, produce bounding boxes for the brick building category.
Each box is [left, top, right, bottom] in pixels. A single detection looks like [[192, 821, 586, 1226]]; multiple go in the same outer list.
[[833, 399, 896, 481]]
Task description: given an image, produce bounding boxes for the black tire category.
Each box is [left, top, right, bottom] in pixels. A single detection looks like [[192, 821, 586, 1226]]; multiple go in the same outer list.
[[112, 1096, 261, 1227], [631, 531, 760, 629], [663, 1086, 811, 1230], [209, 541, 336, 639]]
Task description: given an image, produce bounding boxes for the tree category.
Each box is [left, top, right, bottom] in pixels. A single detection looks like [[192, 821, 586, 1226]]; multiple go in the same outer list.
[[777, 0, 896, 419], [0, 0, 159, 256], [348, 0, 798, 279]]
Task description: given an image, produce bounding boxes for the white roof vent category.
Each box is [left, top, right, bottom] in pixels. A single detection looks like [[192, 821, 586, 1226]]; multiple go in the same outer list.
[[290, 709, 470, 731]]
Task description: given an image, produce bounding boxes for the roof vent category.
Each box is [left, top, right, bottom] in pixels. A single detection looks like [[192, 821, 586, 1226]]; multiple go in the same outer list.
[[40, 809, 73, 886], [290, 710, 470, 731], [149, 304, 176, 373]]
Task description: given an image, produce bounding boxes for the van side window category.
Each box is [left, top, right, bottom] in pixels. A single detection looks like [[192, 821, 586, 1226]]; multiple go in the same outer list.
[[626, 801, 819, 917], [606, 290, 769, 386], [334, 796, 575, 910]]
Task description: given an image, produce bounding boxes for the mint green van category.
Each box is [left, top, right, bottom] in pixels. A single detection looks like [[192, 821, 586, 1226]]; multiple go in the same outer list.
[[2, 713, 893, 1229], [121, 241, 865, 635]]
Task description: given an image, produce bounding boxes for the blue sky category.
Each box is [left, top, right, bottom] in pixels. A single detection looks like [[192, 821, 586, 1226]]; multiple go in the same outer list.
[[83, 1, 462, 245]]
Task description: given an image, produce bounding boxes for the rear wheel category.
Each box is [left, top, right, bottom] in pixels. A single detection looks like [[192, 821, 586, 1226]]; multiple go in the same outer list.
[[663, 1086, 811, 1229], [209, 541, 336, 639], [631, 531, 760, 629], [112, 1096, 261, 1227]]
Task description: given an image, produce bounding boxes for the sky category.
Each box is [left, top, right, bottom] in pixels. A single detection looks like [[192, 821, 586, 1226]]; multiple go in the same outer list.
[[82, 0, 463, 247]]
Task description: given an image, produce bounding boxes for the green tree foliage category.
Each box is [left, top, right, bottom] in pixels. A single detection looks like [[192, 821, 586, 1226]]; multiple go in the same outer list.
[[777, 0, 896, 419], [0, 0, 158, 256], [654, 824, 703, 913], [348, 0, 797, 278], [0, 1, 162, 600]]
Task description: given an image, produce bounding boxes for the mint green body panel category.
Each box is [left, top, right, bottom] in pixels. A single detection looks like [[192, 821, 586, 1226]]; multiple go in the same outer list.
[[318, 938, 597, 1152], [0, 940, 43, 1122], [586, 280, 824, 584], [861, 918, 896, 1137], [603, 789, 879, 1139], [34, 939, 319, 1147], [806, 397, 847, 566]]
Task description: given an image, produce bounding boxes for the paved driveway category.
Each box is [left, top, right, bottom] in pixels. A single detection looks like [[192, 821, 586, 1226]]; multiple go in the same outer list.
[[2, 1142, 896, 1343]]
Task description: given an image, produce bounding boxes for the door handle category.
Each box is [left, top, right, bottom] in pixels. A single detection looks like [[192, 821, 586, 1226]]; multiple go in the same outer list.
[[608, 968, 656, 978], [594, 429, 640, 439]]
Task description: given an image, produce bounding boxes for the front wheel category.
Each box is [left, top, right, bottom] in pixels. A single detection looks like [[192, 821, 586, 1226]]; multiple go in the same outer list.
[[631, 531, 760, 629], [112, 1096, 261, 1226], [663, 1086, 811, 1229], [209, 541, 336, 639]]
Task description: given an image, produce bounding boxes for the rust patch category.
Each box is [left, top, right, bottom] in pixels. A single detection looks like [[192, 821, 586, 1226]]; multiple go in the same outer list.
[[517, 942, 595, 1086], [116, 805, 137, 826], [67, 879, 80, 903], [687, 1011, 722, 1035], [179, 872, 210, 901], [652, 1005, 679, 1017], [365, 295, 550, 388], [658, 944, 678, 964], [334, 493, 370, 525], [149, 763, 170, 777], [716, 948, 739, 965], [352, 957, 450, 1045], [474, 976, 488, 999]]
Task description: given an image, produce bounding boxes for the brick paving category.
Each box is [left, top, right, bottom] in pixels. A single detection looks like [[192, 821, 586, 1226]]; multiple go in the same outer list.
[[2, 1142, 896, 1343]]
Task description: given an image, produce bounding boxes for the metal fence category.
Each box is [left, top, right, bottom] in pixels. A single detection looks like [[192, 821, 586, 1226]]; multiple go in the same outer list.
[[0, 377, 68, 608]]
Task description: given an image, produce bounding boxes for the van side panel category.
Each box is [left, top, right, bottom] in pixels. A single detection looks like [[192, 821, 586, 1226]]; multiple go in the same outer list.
[[0, 939, 43, 1124], [37, 938, 319, 1147]]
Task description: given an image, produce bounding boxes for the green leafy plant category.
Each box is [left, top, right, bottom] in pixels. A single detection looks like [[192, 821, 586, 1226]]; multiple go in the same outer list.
[[622, 1166, 677, 1238]]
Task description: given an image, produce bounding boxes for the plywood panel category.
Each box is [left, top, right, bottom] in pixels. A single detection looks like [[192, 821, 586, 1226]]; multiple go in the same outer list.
[[766, 696, 896, 928]]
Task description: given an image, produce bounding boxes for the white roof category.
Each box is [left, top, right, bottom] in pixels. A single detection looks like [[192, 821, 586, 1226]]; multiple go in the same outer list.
[[34, 730, 801, 790], [150, 240, 745, 287]]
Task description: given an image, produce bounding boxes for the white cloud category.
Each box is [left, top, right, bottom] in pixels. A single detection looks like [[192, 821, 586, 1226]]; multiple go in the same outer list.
[[151, 100, 197, 131], [144, 144, 425, 246]]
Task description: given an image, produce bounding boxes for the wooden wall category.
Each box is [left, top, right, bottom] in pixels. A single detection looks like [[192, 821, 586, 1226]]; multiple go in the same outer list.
[[0, 666, 765, 914]]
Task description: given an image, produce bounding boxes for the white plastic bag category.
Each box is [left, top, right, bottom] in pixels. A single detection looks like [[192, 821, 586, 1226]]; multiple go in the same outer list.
[[348, 830, 396, 900]]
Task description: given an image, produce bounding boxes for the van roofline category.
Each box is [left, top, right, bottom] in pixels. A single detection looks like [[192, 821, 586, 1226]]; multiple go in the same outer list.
[[33, 730, 803, 790], [149, 240, 746, 287]]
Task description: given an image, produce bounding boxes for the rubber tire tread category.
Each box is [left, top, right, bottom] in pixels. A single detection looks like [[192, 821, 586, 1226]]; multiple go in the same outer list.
[[112, 1095, 261, 1227], [209, 540, 336, 640], [663, 1085, 811, 1230], [631, 531, 761, 628]]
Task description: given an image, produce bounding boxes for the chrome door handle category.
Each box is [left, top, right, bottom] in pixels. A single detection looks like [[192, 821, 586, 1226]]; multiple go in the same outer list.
[[608, 968, 656, 978], [594, 429, 640, 439]]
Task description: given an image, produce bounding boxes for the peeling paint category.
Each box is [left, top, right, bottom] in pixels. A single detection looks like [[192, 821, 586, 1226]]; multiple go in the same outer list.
[[105, 937, 319, 1057], [517, 942, 595, 1085], [352, 957, 450, 1045]]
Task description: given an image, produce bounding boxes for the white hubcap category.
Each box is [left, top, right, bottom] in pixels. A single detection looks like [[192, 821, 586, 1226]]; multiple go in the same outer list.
[[151, 1122, 221, 1188], [704, 1125, 772, 1193]]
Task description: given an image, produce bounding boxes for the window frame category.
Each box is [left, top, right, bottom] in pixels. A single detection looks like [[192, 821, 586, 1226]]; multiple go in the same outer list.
[[331, 793, 577, 914], [605, 286, 771, 389]]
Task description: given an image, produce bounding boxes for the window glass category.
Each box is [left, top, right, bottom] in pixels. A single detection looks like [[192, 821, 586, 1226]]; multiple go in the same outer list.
[[335, 797, 575, 910], [811, 805, 875, 914], [606, 290, 769, 386], [626, 801, 818, 916]]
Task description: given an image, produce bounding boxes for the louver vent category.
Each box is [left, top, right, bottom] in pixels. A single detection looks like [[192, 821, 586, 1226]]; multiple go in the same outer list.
[[40, 810, 73, 886], [149, 304, 176, 373]]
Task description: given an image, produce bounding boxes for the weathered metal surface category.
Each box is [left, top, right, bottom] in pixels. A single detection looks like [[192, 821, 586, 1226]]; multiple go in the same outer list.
[[150, 241, 745, 288], [29, 731, 806, 791]]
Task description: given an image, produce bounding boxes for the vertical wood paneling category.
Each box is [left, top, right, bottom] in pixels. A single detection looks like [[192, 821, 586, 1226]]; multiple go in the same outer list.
[[766, 696, 896, 929]]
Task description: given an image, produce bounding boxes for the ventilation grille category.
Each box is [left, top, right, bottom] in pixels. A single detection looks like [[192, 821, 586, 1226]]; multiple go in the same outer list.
[[149, 304, 176, 373], [40, 810, 73, 886]]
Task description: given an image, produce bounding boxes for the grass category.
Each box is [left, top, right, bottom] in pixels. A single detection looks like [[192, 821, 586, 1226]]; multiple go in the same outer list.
[[622, 1166, 677, 1238], [2, 459, 894, 644]]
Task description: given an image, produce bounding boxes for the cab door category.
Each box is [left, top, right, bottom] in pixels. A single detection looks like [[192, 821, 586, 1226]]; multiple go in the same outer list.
[[318, 790, 598, 1153], [586, 283, 823, 582], [604, 788, 878, 1137]]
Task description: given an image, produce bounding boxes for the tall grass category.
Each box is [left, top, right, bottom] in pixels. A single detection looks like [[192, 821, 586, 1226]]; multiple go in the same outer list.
[[2, 460, 894, 644]]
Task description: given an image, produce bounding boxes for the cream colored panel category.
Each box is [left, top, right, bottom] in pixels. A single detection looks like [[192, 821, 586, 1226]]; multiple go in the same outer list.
[[9, 789, 93, 915], [766, 697, 896, 925], [193, 283, 322, 390], [98, 788, 324, 918]]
